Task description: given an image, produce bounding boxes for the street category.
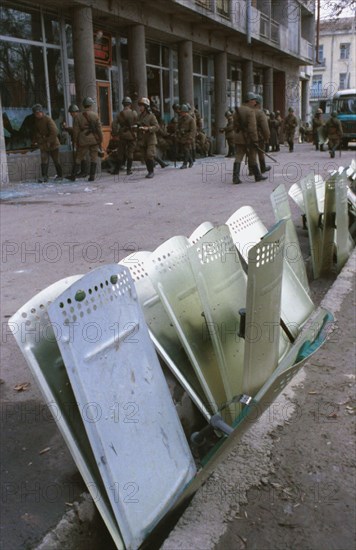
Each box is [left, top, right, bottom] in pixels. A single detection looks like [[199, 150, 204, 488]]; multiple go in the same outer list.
[[1, 143, 355, 549]]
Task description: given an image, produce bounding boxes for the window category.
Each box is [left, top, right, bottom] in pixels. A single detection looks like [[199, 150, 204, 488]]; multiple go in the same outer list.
[[217, 0, 230, 17], [311, 75, 322, 98], [339, 73, 349, 90], [316, 44, 325, 65], [196, 0, 212, 10], [340, 43, 350, 60]]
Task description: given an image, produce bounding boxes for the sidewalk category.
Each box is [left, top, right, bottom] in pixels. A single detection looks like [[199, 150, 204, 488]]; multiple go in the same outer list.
[[1, 144, 355, 549]]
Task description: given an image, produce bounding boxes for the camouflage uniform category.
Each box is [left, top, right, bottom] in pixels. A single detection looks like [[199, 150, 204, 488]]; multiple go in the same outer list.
[[176, 110, 196, 168], [32, 111, 62, 181], [283, 109, 298, 152], [325, 113, 343, 158]]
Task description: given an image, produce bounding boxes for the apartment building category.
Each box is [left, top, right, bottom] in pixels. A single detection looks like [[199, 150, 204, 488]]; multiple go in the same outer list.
[[311, 16, 356, 113], [1, 0, 315, 178]]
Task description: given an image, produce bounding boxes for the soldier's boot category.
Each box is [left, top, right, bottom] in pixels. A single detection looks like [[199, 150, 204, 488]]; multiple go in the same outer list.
[[54, 163, 63, 181], [126, 160, 133, 175], [77, 161, 88, 177], [180, 162, 188, 169], [319, 144, 324, 152], [192, 148, 196, 162], [145, 159, 154, 179], [248, 163, 253, 176], [229, 145, 236, 157], [260, 159, 271, 173], [38, 163, 49, 183], [88, 162, 97, 182], [188, 155, 194, 168], [154, 156, 168, 168], [251, 164, 267, 182], [69, 163, 81, 181], [232, 162, 242, 184]]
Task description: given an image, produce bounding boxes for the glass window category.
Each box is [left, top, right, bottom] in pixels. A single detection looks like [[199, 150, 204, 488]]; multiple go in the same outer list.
[[339, 73, 348, 90], [172, 50, 178, 70], [217, 0, 230, 17], [311, 75, 322, 98], [0, 41, 47, 150], [340, 43, 350, 60], [162, 46, 169, 68], [43, 14, 60, 45], [96, 66, 109, 81], [0, 5, 42, 41], [193, 54, 201, 74], [66, 23, 73, 58], [202, 56, 208, 75], [146, 43, 160, 66]]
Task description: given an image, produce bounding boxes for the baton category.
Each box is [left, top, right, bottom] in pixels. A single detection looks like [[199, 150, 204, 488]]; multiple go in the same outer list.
[[254, 144, 278, 163]]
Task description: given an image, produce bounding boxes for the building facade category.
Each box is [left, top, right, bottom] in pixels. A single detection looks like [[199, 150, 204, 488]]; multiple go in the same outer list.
[[311, 16, 356, 113], [0, 0, 315, 180]]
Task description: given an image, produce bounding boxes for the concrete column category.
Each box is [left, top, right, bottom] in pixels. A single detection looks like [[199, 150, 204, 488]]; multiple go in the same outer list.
[[128, 25, 147, 99], [178, 41, 193, 106], [263, 67, 273, 111], [242, 60, 253, 101], [214, 52, 228, 154], [0, 94, 9, 185], [72, 7, 97, 108], [301, 79, 310, 122]]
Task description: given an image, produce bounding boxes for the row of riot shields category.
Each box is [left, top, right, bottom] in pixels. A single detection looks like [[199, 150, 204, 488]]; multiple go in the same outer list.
[[10, 176, 348, 549]]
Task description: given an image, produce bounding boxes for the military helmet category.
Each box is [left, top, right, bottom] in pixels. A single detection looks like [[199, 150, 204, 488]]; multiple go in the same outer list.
[[82, 97, 95, 107], [122, 96, 132, 105], [225, 110, 232, 117], [138, 97, 150, 107], [316, 108, 323, 114], [185, 102, 191, 110], [32, 103, 43, 113], [275, 110, 280, 114], [173, 103, 180, 111], [245, 92, 258, 102], [331, 110, 338, 117], [68, 104, 79, 113], [255, 95, 263, 104], [288, 107, 294, 112], [180, 104, 190, 113]]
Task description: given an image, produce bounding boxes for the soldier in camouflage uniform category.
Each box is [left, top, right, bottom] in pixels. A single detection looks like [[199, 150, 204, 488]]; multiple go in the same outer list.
[[283, 107, 298, 152], [325, 111, 343, 158], [232, 92, 267, 184], [176, 104, 196, 169], [136, 97, 159, 179], [31, 104, 62, 183], [114, 96, 138, 175], [71, 97, 103, 181], [220, 110, 235, 157], [254, 95, 271, 173]]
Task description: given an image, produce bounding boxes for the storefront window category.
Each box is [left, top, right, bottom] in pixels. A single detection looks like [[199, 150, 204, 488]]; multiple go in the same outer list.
[[0, 5, 65, 151], [0, 5, 42, 41], [146, 42, 160, 66]]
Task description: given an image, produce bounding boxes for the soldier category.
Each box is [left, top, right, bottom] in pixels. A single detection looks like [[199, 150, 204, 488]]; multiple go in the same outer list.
[[254, 96, 271, 173], [150, 102, 169, 169], [312, 108, 324, 151], [275, 110, 283, 150], [186, 103, 197, 163], [268, 112, 280, 152], [114, 96, 138, 175], [176, 103, 196, 169], [31, 104, 62, 183], [232, 92, 267, 184], [219, 110, 235, 157], [71, 97, 103, 182], [136, 97, 159, 179], [283, 107, 298, 152], [61, 104, 88, 178], [325, 111, 343, 158]]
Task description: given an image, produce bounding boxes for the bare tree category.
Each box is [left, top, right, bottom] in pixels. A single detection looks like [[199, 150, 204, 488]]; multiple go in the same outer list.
[[321, 0, 356, 18]]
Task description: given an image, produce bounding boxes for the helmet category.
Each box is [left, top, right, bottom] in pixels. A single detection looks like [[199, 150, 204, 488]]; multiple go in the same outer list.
[[288, 107, 294, 112], [180, 104, 189, 113], [225, 110, 232, 117], [138, 97, 150, 107], [68, 104, 79, 113], [32, 103, 43, 113], [316, 108, 323, 114], [255, 95, 263, 104], [331, 110, 338, 117], [122, 96, 132, 105], [82, 97, 95, 107], [173, 103, 180, 111], [264, 109, 270, 116], [275, 110, 280, 114], [245, 92, 258, 101], [186, 103, 191, 110]]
